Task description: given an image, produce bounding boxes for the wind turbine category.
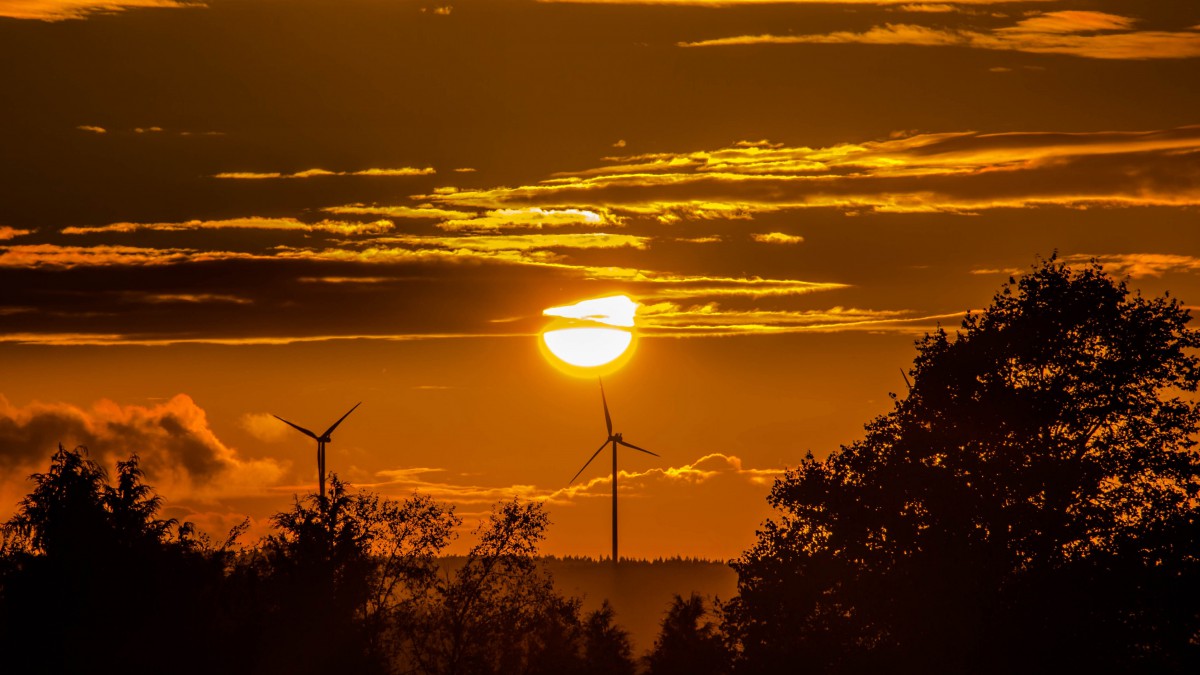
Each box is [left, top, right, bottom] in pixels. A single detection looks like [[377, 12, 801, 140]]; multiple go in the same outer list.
[[569, 380, 659, 565], [273, 402, 361, 500]]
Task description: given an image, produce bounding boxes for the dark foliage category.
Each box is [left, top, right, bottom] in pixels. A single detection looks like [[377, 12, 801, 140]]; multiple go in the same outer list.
[[645, 593, 729, 675], [396, 500, 638, 675], [0, 449, 641, 675], [724, 257, 1200, 674], [0, 445, 244, 675], [245, 476, 459, 675]]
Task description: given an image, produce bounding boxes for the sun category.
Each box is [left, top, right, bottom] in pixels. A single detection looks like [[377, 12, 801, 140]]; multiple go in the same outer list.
[[540, 295, 639, 377]]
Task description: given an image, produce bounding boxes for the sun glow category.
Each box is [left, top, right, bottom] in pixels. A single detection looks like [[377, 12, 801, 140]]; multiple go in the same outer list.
[[540, 295, 638, 376]]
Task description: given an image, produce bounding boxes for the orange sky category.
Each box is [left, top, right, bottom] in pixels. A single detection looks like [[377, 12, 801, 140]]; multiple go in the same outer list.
[[1, 0, 1198, 559]]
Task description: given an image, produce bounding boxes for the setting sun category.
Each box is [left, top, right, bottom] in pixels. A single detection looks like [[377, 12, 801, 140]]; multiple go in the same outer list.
[[540, 295, 639, 376]]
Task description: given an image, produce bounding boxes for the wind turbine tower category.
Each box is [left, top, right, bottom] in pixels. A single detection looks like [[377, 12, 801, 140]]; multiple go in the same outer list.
[[569, 380, 659, 564], [274, 402, 361, 500]]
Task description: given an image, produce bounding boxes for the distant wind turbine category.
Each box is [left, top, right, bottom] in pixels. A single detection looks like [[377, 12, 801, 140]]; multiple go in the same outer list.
[[569, 380, 659, 565], [273, 402, 361, 500]]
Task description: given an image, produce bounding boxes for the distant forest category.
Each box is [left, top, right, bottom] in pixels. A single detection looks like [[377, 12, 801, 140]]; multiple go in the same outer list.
[[2, 258, 1198, 675]]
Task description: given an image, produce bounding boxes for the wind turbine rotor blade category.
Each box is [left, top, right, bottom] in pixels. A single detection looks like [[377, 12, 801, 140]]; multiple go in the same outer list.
[[617, 440, 660, 457], [569, 439, 611, 485], [273, 415, 319, 440], [600, 379, 612, 437], [322, 402, 362, 438]]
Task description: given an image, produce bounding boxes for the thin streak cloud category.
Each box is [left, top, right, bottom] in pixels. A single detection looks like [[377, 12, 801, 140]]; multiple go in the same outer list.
[[214, 167, 435, 179], [538, 0, 1045, 5], [419, 126, 1200, 216], [679, 12, 1200, 60], [0, 226, 32, 240], [1, 0, 197, 22], [1063, 253, 1200, 278], [61, 217, 394, 236]]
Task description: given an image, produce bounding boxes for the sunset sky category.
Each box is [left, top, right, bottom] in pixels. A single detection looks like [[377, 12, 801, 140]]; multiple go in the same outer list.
[[1, 0, 1197, 559]]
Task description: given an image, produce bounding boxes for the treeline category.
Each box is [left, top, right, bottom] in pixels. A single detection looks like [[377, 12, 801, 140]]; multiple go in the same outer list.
[[3, 258, 1200, 675], [0, 446, 669, 675]]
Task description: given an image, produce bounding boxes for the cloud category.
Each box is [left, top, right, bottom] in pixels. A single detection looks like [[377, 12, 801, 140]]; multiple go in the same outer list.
[[0, 332, 530, 347], [322, 204, 475, 220], [0, 394, 286, 501], [897, 3, 960, 12], [0, 226, 32, 240], [75, 124, 107, 134], [360, 452, 782, 508], [436, 207, 623, 232], [750, 232, 805, 245], [0, 240, 535, 273], [214, 167, 435, 179], [638, 301, 960, 336], [239, 412, 291, 443], [379, 232, 649, 252], [61, 217, 394, 236], [1, 1, 197, 22], [970, 267, 1023, 276], [125, 292, 252, 305], [418, 126, 1200, 217], [0, 244, 231, 268], [679, 12, 1200, 60], [538, 0, 1043, 5], [1003, 10, 1134, 34], [1063, 253, 1200, 278]]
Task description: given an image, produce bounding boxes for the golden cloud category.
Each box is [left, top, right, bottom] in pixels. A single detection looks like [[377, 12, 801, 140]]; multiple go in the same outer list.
[[0, 332, 531, 347], [0, 226, 32, 240], [538, 0, 1041, 4], [1, 0, 196, 22], [75, 124, 107, 133], [61, 217, 394, 236], [360, 452, 782, 508], [750, 232, 805, 245], [437, 207, 623, 232], [214, 167, 435, 179], [379, 232, 649, 252], [323, 204, 474, 220], [1064, 253, 1200, 279], [679, 12, 1200, 60], [897, 3, 960, 12], [133, 292, 252, 304], [239, 412, 291, 443], [417, 126, 1200, 216], [0, 394, 286, 501], [0, 244, 222, 268], [638, 301, 960, 336]]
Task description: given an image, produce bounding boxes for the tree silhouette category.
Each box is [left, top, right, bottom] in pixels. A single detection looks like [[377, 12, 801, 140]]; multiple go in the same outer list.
[[725, 258, 1200, 674], [253, 475, 459, 674], [401, 499, 554, 674], [0, 445, 241, 675], [645, 593, 729, 675], [580, 600, 636, 675]]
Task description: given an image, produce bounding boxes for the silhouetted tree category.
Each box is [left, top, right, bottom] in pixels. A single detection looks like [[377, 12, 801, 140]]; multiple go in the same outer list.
[[581, 600, 636, 675], [0, 445, 242, 675], [252, 475, 458, 674], [725, 258, 1200, 675], [398, 499, 615, 675], [646, 593, 730, 675]]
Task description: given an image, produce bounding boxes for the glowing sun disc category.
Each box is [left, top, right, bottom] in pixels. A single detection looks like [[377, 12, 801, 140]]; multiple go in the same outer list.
[[542, 328, 634, 368]]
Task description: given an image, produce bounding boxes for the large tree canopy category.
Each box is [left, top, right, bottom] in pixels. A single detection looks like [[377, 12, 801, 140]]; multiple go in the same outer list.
[[725, 258, 1200, 675]]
